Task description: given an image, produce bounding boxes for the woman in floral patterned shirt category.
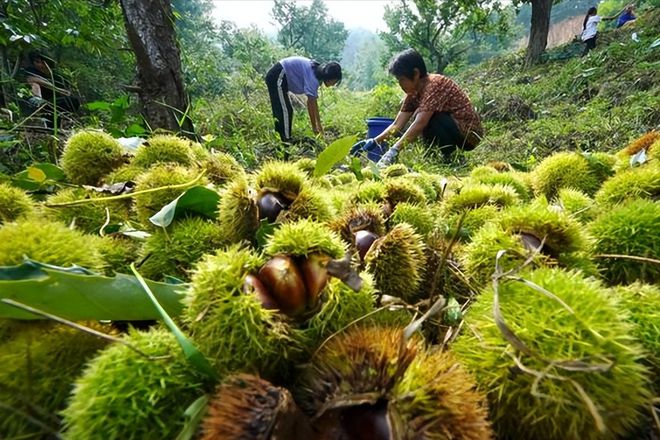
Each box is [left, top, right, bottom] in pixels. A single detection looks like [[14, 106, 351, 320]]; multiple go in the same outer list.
[[359, 49, 483, 166]]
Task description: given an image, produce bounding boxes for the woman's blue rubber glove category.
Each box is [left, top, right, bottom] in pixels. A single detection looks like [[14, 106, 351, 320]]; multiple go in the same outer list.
[[377, 146, 399, 168]]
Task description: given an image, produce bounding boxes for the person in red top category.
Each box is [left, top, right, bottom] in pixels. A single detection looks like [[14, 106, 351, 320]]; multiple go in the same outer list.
[[352, 49, 483, 166]]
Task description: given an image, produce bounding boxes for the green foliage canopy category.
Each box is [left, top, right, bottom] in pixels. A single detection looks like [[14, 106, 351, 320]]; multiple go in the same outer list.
[[271, 0, 348, 61]]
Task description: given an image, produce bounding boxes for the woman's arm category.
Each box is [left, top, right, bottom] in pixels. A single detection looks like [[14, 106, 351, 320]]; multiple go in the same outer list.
[[307, 97, 322, 134], [26, 74, 71, 96], [374, 110, 413, 144], [390, 110, 433, 151]]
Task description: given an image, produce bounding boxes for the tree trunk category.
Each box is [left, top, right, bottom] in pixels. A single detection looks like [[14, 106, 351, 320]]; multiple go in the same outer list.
[[119, 0, 195, 137], [525, 0, 553, 67]]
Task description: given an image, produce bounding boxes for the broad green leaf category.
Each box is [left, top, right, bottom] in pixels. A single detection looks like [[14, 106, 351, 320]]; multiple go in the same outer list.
[[255, 218, 278, 249], [349, 156, 364, 181], [125, 123, 147, 137], [367, 161, 381, 181], [131, 264, 218, 381], [27, 166, 47, 182], [0, 260, 186, 320], [313, 135, 357, 177], [175, 395, 209, 440], [85, 101, 112, 111], [13, 163, 66, 191], [149, 186, 220, 228]]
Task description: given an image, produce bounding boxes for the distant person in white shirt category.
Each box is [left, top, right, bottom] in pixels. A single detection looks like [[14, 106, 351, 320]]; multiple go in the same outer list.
[[581, 7, 601, 56]]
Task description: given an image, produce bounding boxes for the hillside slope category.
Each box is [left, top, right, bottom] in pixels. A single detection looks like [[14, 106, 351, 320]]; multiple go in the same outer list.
[[459, 8, 659, 169]]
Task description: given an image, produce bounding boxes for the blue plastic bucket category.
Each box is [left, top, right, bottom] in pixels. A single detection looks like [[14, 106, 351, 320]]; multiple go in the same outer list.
[[366, 117, 394, 139]]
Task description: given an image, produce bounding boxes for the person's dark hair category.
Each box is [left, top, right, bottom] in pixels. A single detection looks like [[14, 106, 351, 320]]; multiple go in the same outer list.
[[583, 7, 598, 29], [28, 51, 55, 67], [313, 60, 342, 85], [388, 49, 428, 80]]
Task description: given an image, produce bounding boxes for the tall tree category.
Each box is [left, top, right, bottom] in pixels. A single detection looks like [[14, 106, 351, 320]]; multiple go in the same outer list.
[[271, 0, 348, 61], [381, 0, 507, 73], [120, 0, 194, 136], [523, 0, 554, 66]]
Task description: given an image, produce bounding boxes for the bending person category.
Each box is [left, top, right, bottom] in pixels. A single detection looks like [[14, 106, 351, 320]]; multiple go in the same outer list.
[[24, 51, 80, 128], [353, 49, 483, 167], [265, 56, 342, 142]]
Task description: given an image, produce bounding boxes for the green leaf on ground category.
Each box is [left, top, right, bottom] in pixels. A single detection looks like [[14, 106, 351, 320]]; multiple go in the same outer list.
[[12, 163, 66, 191], [131, 264, 218, 381], [314, 135, 357, 177], [0, 260, 186, 320], [149, 186, 220, 228]]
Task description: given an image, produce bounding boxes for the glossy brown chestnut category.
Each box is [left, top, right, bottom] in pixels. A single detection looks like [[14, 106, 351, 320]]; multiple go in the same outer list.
[[243, 274, 279, 310], [258, 255, 308, 316], [257, 192, 289, 223], [354, 230, 379, 261], [300, 253, 330, 306]]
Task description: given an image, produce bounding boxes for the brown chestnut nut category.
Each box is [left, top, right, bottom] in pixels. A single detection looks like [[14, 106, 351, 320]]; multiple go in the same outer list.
[[300, 253, 330, 306], [354, 230, 379, 261], [258, 256, 308, 316], [257, 192, 289, 223], [243, 274, 279, 310]]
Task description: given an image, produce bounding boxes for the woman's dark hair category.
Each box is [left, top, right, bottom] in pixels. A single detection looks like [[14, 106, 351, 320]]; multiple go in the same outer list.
[[313, 61, 342, 85], [388, 49, 428, 79], [583, 7, 598, 29]]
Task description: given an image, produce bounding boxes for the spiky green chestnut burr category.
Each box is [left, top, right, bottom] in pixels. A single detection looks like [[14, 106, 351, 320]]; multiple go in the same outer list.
[[610, 282, 660, 383], [0, 182, 33, 223], [335, 172, 357, 184], [252, 161, 334, 224], [255, 161, 306, 196], [201, 373, 313, 440], [217, 175, 260, 244], [199, 150, 245, 186], [133, 164, 201, 226], [329, 203, 386, 245], [45, 187, 131, 233], [62, 327, 205, 440], [0, 323, 111, 438], [264, 219, 345, 259], [442, 183, 520, 214], [297, 275, 377, 350], [584, 151, 616, 183], [461, 198, 595, 287], [276, 184, 334, 224], [594, 164, 660, 206], [445, 204, 500, 241], [590, 199, 660, 285], [408, 171, 443, 202], [365, 223, 426, 302], [132, 134, 196, 168], [531, 151, 600, 199], [453, 267, 651, 440], [98, 235, 141, 275], [184, 245, 298, 377], [390, 202, 435, 237], [295, 326, 493, 440], [469, 165, 498, 179], [103, 163, 143, 184], [552, 187, 596, 223], [0, 218, 104, 269], [381, 163, 408, 179], [349, 180, 388, 205], [470, 171, 532, 201], [60, 129, 125, 185], [294, 157, 316, 176], [384, 176, 427, 207], [138, 217, 225, 281]]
